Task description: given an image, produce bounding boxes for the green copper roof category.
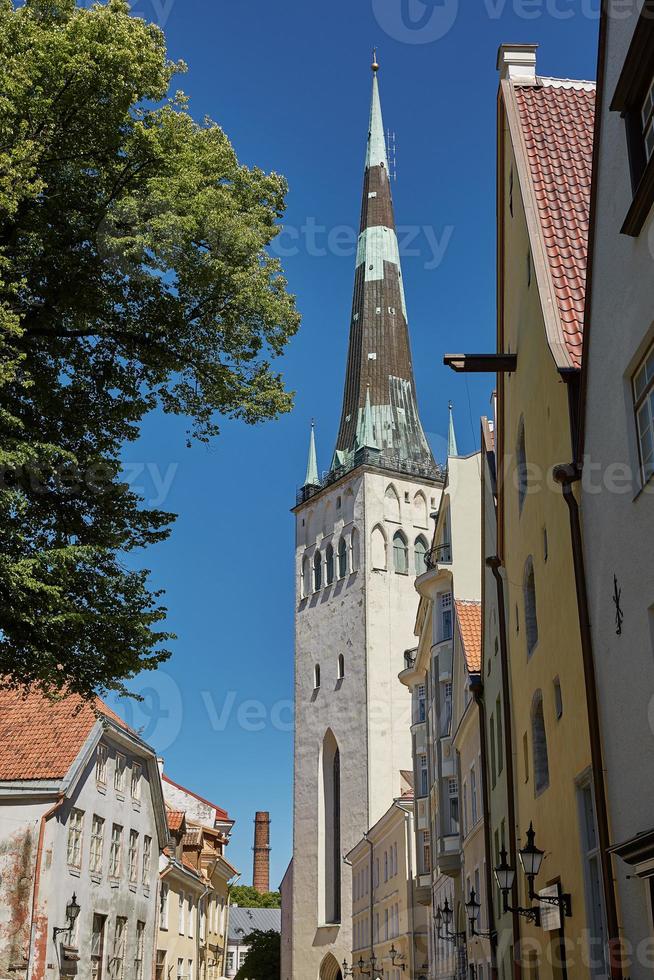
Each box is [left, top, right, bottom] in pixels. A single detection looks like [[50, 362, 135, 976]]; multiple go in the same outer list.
[[448, 401, 458, 457], [304, 422, 319, 487], [356, 385, 379, 451]]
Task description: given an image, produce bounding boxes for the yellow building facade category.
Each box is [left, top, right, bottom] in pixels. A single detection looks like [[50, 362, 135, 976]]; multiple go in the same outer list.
[[347, 792, 429, 979], [493, 43, 615, 980]]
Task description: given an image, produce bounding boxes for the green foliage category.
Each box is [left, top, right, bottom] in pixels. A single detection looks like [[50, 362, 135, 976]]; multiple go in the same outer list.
[[231, 886, 281, 909], [0, 0, 299, 698], [234, 929, 280, 980]]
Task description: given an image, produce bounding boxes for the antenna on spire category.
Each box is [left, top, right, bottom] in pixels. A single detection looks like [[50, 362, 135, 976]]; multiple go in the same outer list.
[[386, 129, 397, 181], [372, 47, 379, 73]]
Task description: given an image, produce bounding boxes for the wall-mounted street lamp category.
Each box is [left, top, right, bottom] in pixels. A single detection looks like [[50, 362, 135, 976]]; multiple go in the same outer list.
[[389, 943, 406, 970], [354, 953, 377, 977], [342, 961, 355, 978], [518, 822, 572, 918], [464, 889, 497, 940], [494, 847, 540, 925], [434, 898, 466, 945], [52, 893, 81, 943]]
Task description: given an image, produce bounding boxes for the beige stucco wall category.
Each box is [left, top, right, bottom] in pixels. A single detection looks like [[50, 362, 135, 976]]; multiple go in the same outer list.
[[499, 115, 594, 978]]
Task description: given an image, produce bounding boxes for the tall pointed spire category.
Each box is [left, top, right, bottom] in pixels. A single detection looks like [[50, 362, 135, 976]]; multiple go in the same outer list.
[[332, 58, 435, 478], [304, 421, 319, 487], [448, 401, 458, 457]]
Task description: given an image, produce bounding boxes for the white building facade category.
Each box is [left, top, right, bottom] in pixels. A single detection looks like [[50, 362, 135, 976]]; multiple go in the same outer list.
[[288, 58, 443, 980], [580, 4, 654, 973]]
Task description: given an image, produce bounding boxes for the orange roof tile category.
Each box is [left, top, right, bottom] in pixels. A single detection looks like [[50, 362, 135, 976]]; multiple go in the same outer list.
[[0, 687, 129, 782], [167, 810, 186, 833], [513, 80, 595, 369], [455, 601, 482, 674]]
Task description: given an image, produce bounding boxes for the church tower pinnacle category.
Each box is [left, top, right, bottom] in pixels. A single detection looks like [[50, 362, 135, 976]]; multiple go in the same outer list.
[[332, 58, 435, 478]]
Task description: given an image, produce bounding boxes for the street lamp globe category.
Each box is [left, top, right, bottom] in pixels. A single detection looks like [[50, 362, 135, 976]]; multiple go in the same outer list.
[[518, 822, 545, 879], [494, 846, 516, 893]]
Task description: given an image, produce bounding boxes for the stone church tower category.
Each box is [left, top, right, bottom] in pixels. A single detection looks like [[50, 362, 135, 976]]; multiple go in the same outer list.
[[288, 58, 443, 980]]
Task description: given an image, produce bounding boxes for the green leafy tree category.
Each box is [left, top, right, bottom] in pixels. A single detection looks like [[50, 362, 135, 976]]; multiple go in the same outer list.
[[0, 0, 299, 698], [234, 929, 280, 980], [231, 885, 281, 909]]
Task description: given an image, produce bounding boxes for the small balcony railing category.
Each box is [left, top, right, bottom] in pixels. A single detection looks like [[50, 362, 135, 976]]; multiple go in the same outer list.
[[425, 543, 452, 569]]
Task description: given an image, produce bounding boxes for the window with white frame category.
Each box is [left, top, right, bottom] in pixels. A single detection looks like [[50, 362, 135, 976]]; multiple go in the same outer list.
[[160, 882, 169, 930], [155, 951, 166, 980], [89, 814, 104, 874], [67, 808, 84, 869], [177, 958, 185, 980], [128, 830, 139, 884], [188, 960, 194, 980], [634, 340, 654, 483], [131, 762, 142, 802], [114, 753, 126, 794], [96, 744, 108, 785], [109, 824, 123, 878], [110, 917, 127, 980], [471, 766, 478, 826], [440, 592, 453, 642], [142, 835, 152, 886], [418, 754, 428, 797], [226, 952, 234, 973], [134, 921, 145, 980], [91, 914, 106, 980], [239, 951, 247, 968], [188, 896, 194, 938], [448, 778, 459, 834], [179, 892, 185, 935]]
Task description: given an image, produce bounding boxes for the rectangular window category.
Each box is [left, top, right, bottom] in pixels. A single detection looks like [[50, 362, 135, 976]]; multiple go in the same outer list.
[[67, 808, 84, 869], [142, 836, 152, 887], [440, 592, 453, 641], [471, 767, 478, 826], [496, 697, 504, 775], [633, 340, 654, 483], [419, 754, 429, 797], [489, 714, 497, 788], [188, 960, 194, 980], [579, 780, 608, 978], [114, 753, 126, 794], [384, 908, 389, 941], [188, 896, 194, 938], [90, 815, 105, 875], [417, 684, 426, 723], [179, 892, 185, 935], [226, 952, 234, 973], [155, 951, 166, 980], [96, 744, 108, 785], [159, 882, 169, 930], [448, 778, 459, 834], [177, 958, 185, 980], [109, 825, 123, 878], [462, 779, 468, 836], [134, 922, 145, 980], [128, 830, 139, 885], [91, 914, 106, 980], [110, 917, 127, 980], [131, 763, 142, 801]]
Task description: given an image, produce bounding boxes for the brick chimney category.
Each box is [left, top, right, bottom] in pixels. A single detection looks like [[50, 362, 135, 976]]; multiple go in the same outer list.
[[253, 811, 271, 894]]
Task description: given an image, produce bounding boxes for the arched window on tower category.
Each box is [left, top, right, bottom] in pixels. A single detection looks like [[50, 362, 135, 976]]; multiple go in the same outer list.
[[320, 730, 341, 924], [313, 550, 322, 592], [301, 556, 310, 598], [337, 537, 348, 578], [531, 692, 549, 794], [414, 535, 428, 574], [371, 525, 387, 570], [384, 485, 401, 523], [524, 556, 539, 656], [351, 527, 360, 572], [337, 654, 345, 680], [326, 544, 334, 585], [314, 664, 321, 690], [413, 491, 428, 529], [393, 531, 408, 574]]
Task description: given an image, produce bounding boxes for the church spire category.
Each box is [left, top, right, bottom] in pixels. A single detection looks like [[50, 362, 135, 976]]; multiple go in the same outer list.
[[332, 59, 435, 477], [303, 421, 319, 488], [448, 401, 459, 457]]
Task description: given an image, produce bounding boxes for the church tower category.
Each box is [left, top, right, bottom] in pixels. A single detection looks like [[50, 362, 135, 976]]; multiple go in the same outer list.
[[289, 57, 443, 980]]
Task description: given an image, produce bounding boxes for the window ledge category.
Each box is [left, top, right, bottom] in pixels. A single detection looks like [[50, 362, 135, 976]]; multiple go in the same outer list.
[[622, 153, 654, 236], [67, 866, 81, 878], [90, 873, 102, 885]]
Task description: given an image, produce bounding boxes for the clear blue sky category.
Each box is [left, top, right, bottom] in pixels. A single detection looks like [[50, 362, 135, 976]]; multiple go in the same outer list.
[[107, 0, 600, 888]]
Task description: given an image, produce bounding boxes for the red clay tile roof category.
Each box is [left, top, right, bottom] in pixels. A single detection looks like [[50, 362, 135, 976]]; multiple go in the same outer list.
[[167, 810, 186, 833], [455, 601, 482, 674], [0, 687, 128, 781], [182, 829, 203, 848], [513, 80, 595, 369]]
